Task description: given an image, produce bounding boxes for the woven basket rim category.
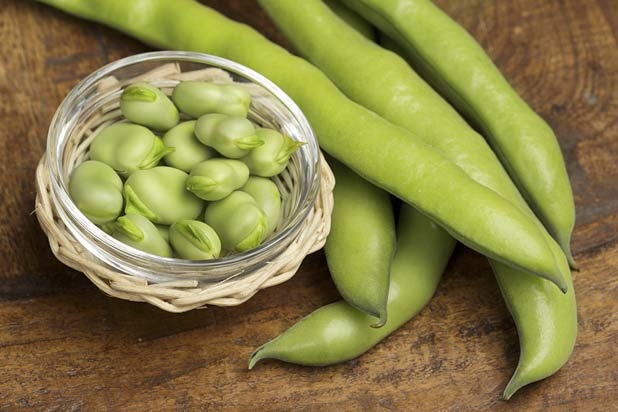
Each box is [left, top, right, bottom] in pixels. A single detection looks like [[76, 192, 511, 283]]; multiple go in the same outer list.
[[34, 63, 335, 312]]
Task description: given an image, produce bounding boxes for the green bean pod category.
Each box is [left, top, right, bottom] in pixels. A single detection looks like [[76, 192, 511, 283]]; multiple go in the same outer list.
[[257, 0, 575, 397], [41, 0, 565, 296], [89, 122, 174, 176], [68, 160, 124, 225], [124, 166, 204, 225], [120, 82, 179, 131], [325, 158, 395, 326], [341, 0, 576, 267], [323, 0, 374, 40], [169, 220, 221, 260], [111, 214, 173, 257], [203, 191, 267, 252], [162, 120, 217, 172], [194, 113, 263, 159], [240, 176, 281, 238], [493, 261, 577, 399], [250, 205, 455, 368], [172, 81, 251, 118], [240, 128, 304, 177]]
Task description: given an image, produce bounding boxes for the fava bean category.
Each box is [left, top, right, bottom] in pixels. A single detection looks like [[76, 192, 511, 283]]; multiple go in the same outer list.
[[241, 128, 303, 177], [260, 0, 575, 397], [324, 158, 395, 326], [204, 191, 266, 252], [162, 120, 217, 172], [186, 158, 249, 201], [89, 122, 173, 176], [124, 166, 204, 225], [111, 214, 173, 257], [343, 0, 576, 267], [172, 81, 251, 118], [240, 176, 281, 238], [120, 82, 179, 131], [68, 160, 123, 225], [155, 224, 170, 242], [195, 113, 263, 159], [250, 205, 454, 368], [169, 220, 221, 259]]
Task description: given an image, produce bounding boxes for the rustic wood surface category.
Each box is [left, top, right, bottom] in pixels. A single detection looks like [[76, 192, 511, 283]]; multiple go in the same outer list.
[[1, 0, 617, 410]]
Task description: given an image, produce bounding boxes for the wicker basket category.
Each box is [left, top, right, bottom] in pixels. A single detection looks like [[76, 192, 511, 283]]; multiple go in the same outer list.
[[34, 63, 334, 313]]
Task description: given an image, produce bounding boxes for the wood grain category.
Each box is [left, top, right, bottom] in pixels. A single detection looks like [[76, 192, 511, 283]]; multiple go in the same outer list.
[[1, 0, 617, 410]]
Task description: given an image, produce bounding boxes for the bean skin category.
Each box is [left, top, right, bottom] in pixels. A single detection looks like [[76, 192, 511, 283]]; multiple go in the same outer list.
[[250, 205, 454, 368], [342, 0, 576, 268], [41, 0, 565, 288]]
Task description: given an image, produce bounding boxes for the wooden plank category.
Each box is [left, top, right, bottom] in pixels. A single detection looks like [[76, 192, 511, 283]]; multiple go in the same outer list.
[[0, 0, 616, 410]]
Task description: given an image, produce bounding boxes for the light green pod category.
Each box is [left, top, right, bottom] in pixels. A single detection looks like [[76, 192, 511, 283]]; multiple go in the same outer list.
[[240, 176, 281, 238], [325, 158, 395, 326], [172, 81, 251, 118], [124, 166, 204, 225], [89, 122, 174, 176], [162, 120, 217, 172], [324, 0, 375, 40], [249, 205, 455, 368], [342, 0, 577, 267], [68, 160, 123, 225], [169, 220, 222, 260], [186, 158, 250, 201], [194, 113, 263, 158], [203, 191, 267, 252], [240, 128, 304, 177], [120, 82, 179, 131], [111, 214, 173, 257]]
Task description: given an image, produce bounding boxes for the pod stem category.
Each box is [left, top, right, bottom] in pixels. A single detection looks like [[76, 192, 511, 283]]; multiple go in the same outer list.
[[122, 85, 158, 102]]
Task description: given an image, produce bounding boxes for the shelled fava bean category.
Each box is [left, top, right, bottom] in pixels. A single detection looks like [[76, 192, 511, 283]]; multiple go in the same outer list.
[[69, 81, 304, 259]]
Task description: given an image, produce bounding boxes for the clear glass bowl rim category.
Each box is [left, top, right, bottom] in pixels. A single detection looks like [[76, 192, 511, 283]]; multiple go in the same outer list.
[[46, 50, 320, 279]]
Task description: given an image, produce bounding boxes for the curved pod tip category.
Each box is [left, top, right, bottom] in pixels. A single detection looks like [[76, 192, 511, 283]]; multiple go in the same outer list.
[[370, 310, 388, 329], [248, 345, 269, 370], [502, 374, 527, 400]]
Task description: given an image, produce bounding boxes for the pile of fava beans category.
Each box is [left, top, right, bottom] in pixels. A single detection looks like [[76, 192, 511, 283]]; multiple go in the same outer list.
[[69, 81, 303, 259]]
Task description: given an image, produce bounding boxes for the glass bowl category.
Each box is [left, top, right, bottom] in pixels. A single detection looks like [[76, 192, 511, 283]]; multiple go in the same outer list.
[[45, 51, 321, 283]]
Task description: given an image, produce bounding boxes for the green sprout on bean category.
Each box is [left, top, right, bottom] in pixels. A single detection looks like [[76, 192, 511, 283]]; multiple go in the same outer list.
[[241, 128, 303, 177], [204, 191, 267, 253], [169, 220, 222, 260], [120, 82, 179, 131], [186, 158, 250, 201], [111, 214, 173, 258], [89, 122, 174, 177], [195, 113, 263, 159]]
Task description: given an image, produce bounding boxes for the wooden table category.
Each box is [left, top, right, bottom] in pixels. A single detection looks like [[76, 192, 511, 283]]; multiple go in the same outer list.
[[2, 1, 617, 410]]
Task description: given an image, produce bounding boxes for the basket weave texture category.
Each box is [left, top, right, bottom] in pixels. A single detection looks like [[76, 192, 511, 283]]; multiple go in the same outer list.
[[34, 63, 334, 313]]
